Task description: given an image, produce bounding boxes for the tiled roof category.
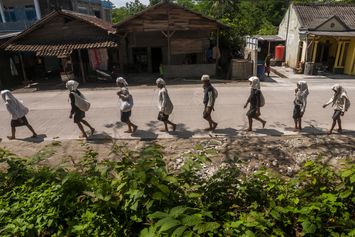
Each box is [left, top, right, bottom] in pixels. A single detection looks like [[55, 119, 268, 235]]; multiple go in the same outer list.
[[6, 41, 118, 57], [61, 10, 115, 32], [293, 3, 355, 30]]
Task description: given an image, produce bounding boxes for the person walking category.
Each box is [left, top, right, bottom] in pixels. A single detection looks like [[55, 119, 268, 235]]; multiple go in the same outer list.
[[116, 77, 137, 133], [156, 78, 176, 132], [244, 76, 266, 131], [201, 74, 218, 131], [293, 81, 309, 132], [1, 90, 37, 140], [66, 80, 95, 139], [323, 84, 350, 134], [264, 54, 272, 77]]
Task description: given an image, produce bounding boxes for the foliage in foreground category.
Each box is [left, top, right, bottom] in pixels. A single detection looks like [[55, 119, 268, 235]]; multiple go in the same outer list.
[[0, 143, 354, 237]]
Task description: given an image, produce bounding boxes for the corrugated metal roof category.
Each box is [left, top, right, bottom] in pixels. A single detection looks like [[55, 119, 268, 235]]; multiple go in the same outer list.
[[253, 35, 285, 42], [308, 31, 355, 37], [293, 3, 355, 30]]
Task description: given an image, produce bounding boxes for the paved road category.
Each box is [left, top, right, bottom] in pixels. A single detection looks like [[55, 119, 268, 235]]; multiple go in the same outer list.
[[1, 75, 355, 141]]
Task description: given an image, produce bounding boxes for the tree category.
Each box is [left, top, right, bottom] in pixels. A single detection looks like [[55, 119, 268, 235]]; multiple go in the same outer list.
[[112, 0, 147, 24]]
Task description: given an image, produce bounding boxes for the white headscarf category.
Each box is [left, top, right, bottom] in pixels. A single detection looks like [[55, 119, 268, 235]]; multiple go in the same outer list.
[[297, 81, 309, 98], [248, 76, 260, 90], [201, 74, 210, 82], [332, 84, 349, 106], [66, 80, 79, 91], [1, 90, 29, 120], [116, 77, 128, 87], [156, 78, 166, 86]]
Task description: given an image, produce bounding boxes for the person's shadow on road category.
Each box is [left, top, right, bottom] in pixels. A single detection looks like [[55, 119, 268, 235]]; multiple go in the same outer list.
[[255, 129, 284, 136], [17, 134, 47, 143]]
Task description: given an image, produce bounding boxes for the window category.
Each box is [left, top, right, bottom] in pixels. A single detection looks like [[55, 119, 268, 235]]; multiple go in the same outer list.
[[78, 6, 88, 14], [4, 7, 16, 22], [25, 5, 36, 21], [94, 10, 101, 18]]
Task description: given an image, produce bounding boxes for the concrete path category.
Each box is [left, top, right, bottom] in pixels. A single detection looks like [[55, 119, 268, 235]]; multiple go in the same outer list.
[[1, 74, 355, 141]]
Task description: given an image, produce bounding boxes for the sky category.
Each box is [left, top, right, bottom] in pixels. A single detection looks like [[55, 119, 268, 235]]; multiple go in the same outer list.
[[111, 0, 150, 7]]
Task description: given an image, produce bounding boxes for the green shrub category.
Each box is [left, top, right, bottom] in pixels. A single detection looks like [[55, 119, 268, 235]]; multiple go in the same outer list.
[[0, 145, 354, 236]]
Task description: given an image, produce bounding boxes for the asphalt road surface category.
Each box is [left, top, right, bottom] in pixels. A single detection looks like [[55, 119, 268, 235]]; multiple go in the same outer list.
[[1, 76, 355, 141]]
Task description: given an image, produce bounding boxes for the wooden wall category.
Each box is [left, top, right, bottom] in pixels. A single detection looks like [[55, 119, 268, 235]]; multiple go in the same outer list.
[[119, 30, 211, 68], [117, 4, 218, 32]]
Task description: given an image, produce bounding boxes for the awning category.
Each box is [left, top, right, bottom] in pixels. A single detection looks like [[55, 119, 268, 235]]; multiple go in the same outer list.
[[252, 35, 285, 42], [5, 40, 118, 57], [307, 31, 355, 37]]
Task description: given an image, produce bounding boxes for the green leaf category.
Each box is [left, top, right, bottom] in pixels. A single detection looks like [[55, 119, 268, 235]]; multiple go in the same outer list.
[[350, 174, 355, 183], [148, 211, 169, 219], [156, 184, 170, 194], [270, 210, 281, 220], [340, 190, 352, 199], [193, 222, 220, 234], [140, 226, 156, 237], [302, 220, 317, 234], [171, 226, 187, 237], [181, 215, 202, 227], [242, 230, 256, 237], [165, 175, 178, 184], [169, 206, 189, 218], [341, 170, 353, 178], [152, 192, 168, 201], [156, 217, 181, 233]]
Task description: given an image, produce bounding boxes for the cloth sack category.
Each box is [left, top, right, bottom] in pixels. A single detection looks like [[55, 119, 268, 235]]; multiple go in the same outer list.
[[72, 92, 90, 112], [121, 94, 133, 112], [259, 91, 265, 107]]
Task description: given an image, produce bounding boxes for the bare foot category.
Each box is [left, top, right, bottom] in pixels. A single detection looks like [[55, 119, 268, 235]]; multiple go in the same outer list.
[[204, 127, 212, 131], [212, 122, 218, 131], [132, 125, 138, 133], [327, 130, 333, 135], [337, 129, 342, 133], [293, 128, 298, 132], [79, 134, 87, 139], [262, 121, 266, 128], [245, 129, 252, 132], [124, 130, 132, 133], [159, 128, 168, 132], [172, 124, 176, 132], [7, 136, 15, 140]]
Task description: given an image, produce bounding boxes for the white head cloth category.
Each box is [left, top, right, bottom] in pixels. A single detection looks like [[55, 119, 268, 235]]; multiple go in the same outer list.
[[66, 80, 79, 91], [201, 74, 210, 82], [248, 76, 260, 90], [156, 78, 166, 86], [116, 77, 128, 87], [297, 81, 309, 97], [332, 84, 349, 106], [1, 90, 29, 119]]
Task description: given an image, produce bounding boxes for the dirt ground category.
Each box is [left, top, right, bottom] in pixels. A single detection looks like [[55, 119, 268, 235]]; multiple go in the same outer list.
[[0, 135, 354, 176]]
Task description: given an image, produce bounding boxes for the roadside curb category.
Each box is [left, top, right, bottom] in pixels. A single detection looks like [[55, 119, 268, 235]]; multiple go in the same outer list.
[[271, 68, 288, 78]]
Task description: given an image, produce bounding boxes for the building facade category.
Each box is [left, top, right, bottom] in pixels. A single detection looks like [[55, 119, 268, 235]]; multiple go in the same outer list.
[[0, 0, 113, 33], [114, 1, 228, 78], [278, 3, 355, 75]]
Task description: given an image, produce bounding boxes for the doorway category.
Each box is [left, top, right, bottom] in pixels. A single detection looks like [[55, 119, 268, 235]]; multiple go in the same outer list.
[[151, 47, 162, 73], [132, 47, 148, 72]]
